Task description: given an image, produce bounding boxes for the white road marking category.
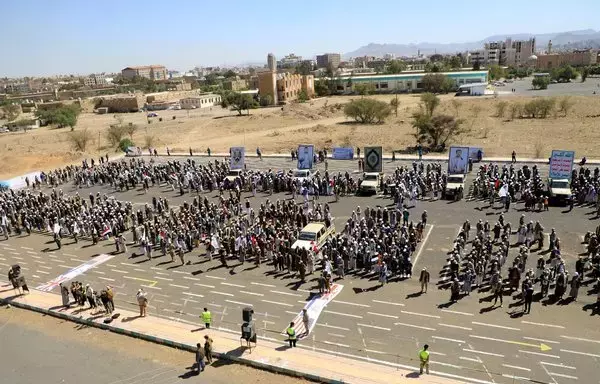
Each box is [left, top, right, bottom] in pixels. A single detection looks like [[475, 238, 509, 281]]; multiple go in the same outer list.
[[364, 349, 386, 354], [413, 224, 434, 268], [357, 323, 391, 331], [107, 264, 117, 267], [12, 255, 24, 259], [460, 357, 481, 363], [92, 270, 105, 274], [323, 310, 362, 319], [194, 283, 215, 289], [560, 349, 600, 358], [183, 298, 199, 303], [0, 262, 9, 267], [240, 290, 264, 297], [439, 323, 472, 331], [153, 271, 169, 276], [171, 271, 188, 275], [0, 257, 5, 260], [183, 292, 204, 298], [182, 276, 200, 281], [269, 290, 300, 297], [441, 309, 474, 316], [433, 336, 465, 343], [560, 335, 600, 344], [318, 323, 350, 331], [372, 299, 404, 306], [205, 275, 226, 280], [332, 300, 370, 307], [154, 276, 174, 281], [322, 340, 350, 348], [518, 350, 560, 359], [32, 275, 40, 279], [367, 311, 398, 319], [20, 246, 34, 250], [285, 311, 297, 315], [548, 372, 578, 380], [522, 321, 565, 329], [133, 268, 145, 272], [502, 364, 531, 372], [111, 269, 128, 274], [36, 270, 50, 274], [169, 302, 183, 306], [251, 282, 276, 287], [540, 362, 576, 370], [328, 333, 346, 338], [38, 265, 52, 270], [209, 290, 233, 297], [30, 255, 41, 259], [70, 258, 86, 262], [221, 282, 245, 288], [502, 374, 531, 381], [401, 310, 440, 319], [394, 322, 436, 331], [432, 362, 463, 369], [120, 262, 137, 267], [463, 349, 504, 357], [98, 277, 115, 281], [472, 321, 520, 331], [523, 336, 560, 345], [262, 299, 293, 307], [169, 284, 189, 289], [141, 285, 162, 290], [429, 351, 446, 356], [225, 300, 253, 307]]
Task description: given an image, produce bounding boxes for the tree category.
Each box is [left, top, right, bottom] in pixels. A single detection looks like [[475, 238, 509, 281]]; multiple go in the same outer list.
[[354, 82, 375, 96], [295, 61, 313, 76], [343, 98, 391, 124], [260, 94, 273, 107], [3, 103, 21, 121], [221, 92, 258, 115], [532, 76, 550, 90], [297, 89, 309, 102], [495, 101, 508, 118], [68, 129, 92, 152], [124, 122, 138, 139], [412, 112, 467, 151], [385, 60, 406, 74], [118, 138, 134, 152], [34, 104, 81, 130], [390, 97, 400, 117], [558, 96, 575, 116], [106, 122, 127, 147], [420, 93, 441, 117], [421, 74, 454, 93], [448, 56, 463, 70], [204, 73, 219, 86], [223, 70, 237, 78], [489, 65, 505, 80], [472, 62, 481, 71], [314, 80, 330, 97], [581, 67, 589, 82]]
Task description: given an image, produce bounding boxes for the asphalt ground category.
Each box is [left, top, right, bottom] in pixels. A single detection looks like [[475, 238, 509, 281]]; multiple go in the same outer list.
[[1, 157, 599, 384]]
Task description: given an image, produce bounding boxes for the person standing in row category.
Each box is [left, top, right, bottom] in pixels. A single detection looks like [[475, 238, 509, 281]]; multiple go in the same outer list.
[[419, 344, 430, 375], [194, 343, 205, 373], [419, 267, 430, 293], [204, 335, 213, 364], [201, 307, 212, 329], [286, 322, 297, 347], [136, 288, 148, 317]]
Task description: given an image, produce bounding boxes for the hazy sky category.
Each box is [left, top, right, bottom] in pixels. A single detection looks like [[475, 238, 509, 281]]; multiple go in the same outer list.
[[2, 0, 599, 77]]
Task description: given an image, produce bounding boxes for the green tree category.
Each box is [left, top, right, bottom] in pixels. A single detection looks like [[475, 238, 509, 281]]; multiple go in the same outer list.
[[314, 80, 330, 97], [69, 129, 92, 152], [106, 121, 127, 147], [354, 82, 375, 96], [35, 104, 81, 130], [472, 62, 481, 71], [420, 93, 441, 117], [204, 73, 219, 85], [223, 70, 237, 78], [118, 138, 134, 152], [448, 56, 463, 70], [489, 65, 505, 80], [295, 61, 313, 76], [297, 89, 309, 102], [532, 76, 550, 90], [3, 103, 21, 121], [125, 122, 138, 139], [385, 60, 406, 74], [421, 74, 455, 93], [390, 97, 400, 117], [343, 98, 391, 124], [581, 67, 589, 82], [221, 92, 258, 115], [260, 94, 273, 107], [412, 112, 466, 151]]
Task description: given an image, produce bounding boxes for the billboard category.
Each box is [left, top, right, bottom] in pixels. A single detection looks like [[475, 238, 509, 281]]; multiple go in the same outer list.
[[448, 146, 469, 175], [468, 147, 483, 162], [297, 144, 314, 169], [230, 147, 245, 169], [332, 147, 354, 160], [364, 146, 383, 172], [549, 150, 575, 180]]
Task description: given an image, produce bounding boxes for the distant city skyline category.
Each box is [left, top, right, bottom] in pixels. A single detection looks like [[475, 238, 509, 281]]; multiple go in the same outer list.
[[2, 0, 599, 77]]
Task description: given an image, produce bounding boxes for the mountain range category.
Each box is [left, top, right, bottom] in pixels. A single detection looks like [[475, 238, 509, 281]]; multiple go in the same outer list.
[[344, 29, 600, 58]]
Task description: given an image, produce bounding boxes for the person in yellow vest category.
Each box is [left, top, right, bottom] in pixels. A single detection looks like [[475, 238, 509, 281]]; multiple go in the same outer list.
[[419, 344, 430, 374], [201, 307, 212, 329], [286, 322, 297, 347]]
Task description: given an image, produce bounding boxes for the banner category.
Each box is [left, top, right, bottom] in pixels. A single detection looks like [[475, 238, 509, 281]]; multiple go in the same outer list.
[[230, 147, 245, 169], [549, 150, 575, 180], [0, 171, 41, 190], [36, 254, 114, 292], [364, 146, 383, 172], [468, 147, 483, 162], [297, 144, 314, 169], [283, 283, 343, 340], [448, 146, 469, 174], [332, 147, 354, 160]]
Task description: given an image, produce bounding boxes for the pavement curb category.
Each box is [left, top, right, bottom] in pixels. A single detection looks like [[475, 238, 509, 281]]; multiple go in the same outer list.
[[0, 295, 345, 384]]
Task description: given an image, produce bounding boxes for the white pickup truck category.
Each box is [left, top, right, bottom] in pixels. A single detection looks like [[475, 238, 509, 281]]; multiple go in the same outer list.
[[443, 174, 466, 200], [359, 172, 382, 195]]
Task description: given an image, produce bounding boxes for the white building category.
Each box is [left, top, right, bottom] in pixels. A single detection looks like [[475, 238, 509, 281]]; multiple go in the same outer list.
[[180, 94, 222, 109]]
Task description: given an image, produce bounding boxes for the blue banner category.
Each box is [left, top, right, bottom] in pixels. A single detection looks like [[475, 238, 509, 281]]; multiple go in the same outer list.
[[332, 147, 354, 160]]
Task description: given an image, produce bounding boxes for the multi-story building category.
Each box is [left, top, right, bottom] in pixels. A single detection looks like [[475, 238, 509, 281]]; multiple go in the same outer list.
[[267, 53, 276, 72], [278, 53, 303, 68], [223, 78, 248, 91], [257, 72, 314, 105], [316, 53, 341, 69], [84, 73, 107, 87], [480, 38, 535, 67], [535, 49, 598, 70], [121, 65, 168, 81]]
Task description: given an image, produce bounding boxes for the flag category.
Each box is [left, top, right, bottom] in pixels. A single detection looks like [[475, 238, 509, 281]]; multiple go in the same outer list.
[[101, 226, 112, 237]]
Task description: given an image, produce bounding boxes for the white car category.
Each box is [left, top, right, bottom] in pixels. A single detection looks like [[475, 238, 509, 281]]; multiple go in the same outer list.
[[291, 222, 336, 253], [292, 169, 314, 184], [359, 172, 381, 194], [225, 169, 243, 184], [444, 174, 466, 200]]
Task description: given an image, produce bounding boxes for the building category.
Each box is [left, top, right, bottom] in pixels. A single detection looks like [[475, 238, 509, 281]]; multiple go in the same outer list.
[[257, 72, 314, 105], [535, 49, 598, 70], [316, 53, 341, 69], [456, 83, 489, 96], [331, 71, 489, 93], [180, 94, 222, 109], [277, 53, 303, 68], [223, 78, 248, 91], [472, 38, 536, 67], [267, 53, 276, 72], [121, 65, 168, 81], [84, 73, 107, 87]]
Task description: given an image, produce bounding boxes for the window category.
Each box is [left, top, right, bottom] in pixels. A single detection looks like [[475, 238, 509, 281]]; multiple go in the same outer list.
[[380, 82, 388, 89]]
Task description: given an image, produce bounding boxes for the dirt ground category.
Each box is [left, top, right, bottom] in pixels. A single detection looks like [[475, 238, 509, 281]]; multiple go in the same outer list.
[[1, 93, 600, 179]]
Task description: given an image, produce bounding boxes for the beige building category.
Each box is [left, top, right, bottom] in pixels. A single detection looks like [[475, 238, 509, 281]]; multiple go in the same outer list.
[[84, 73, 107, 87], [223, 78, 248, 91], [536, 49, 598, 70], [180, 94, 222, 109], [478, 38, 536, 67], [121, 65, 168, 81], [317, 53, 341, 69], [258, 72, 314, 105]]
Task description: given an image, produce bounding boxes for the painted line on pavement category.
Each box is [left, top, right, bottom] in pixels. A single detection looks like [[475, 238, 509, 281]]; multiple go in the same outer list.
[[169, 284, 189, 289], [502, 364, 531, 372], [433, 336, 465, 343], [210, 290, 233, 297], [98, 277, 115, 281], [36, 270, 50, 274], [401, 310, 440, 319], [367, 311, 398, 319], [12, 256, 24, 259], [205, 275, 226, 280], [141, 285, 162, 290], [394, 322, 436, 331], [548, 372, 578, 380], [154, 276, 174, 281], [225, 300, 253, 307], [322, 340, 350, 348], [357, 323, 391, 331], [30, 255, 41, 259], [240, 290, 264, 297], [194, 283, 215, 289], [171, 271, 188, 275], [560, 349, 600, 358], [70, 258, 86, 262], [183, 292, 204, 298], [92, 270, 105, 274], [323, 310, 362, 319], [318, 323, 350, 331], [428, 351, 446, 356], [522, 321, 564, 329], [523, 336, 560, 345], [540, 362, 576, 370], [432, 362, 463, 369], [183, 298, 199, 303], [120, 262, 137, 267], [518, 350, 560, 359], [251, 282, 276, 287], [133, 268, 145, 272], [364, 349, 386, 355], [463, 349, 504, 358], [169, 302, 183, 306], [372, 299, 404, 306], [439, 323, 472, 331], [20, 246, 34, 250], [38, 265, 52, 270], [269, 290, 300, 297], [182, 276, 200, 281], [111, 269, 129, 274], [328, 333, 346, 338], [153, 271, 169, 276], [501, 374, 531, 381], [460, 356, 481, 364], [284, 311, 297, 315], [32, 275, 40, 279], [332, 300, 370, 308], [33, 260, 46, 264], [107, 264, 117, 268], [262, 299, 293, 307], [560, 335, 600, 344], [441, 309, 474, 316], [412, 224, 434, 268], [472, 321, 520, 331], [221, 282, 245, 288]]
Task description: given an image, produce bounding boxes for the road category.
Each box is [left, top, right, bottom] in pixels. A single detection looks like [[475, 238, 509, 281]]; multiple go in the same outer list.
[[0, 156, 599, 384], [0, 303, 306, 384]]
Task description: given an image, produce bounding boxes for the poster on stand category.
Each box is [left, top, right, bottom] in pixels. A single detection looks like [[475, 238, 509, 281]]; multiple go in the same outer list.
[[230, 147, 245, 169], [549, 150, 575, 180], [297, 144, 314, 169], [448, 146, 469, 174]]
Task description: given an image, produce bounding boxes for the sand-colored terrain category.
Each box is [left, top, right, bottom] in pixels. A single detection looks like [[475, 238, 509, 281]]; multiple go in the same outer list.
[[1, 93, 599, 179]]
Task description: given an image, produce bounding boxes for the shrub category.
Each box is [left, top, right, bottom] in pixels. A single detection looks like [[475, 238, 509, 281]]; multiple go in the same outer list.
[[509, 103, 522, 120], [106, 123, 126, 146], [69, 129, 92, 152], [144, 135, 156, 149], [495, 101, 508, 118], [343, 98, 391, 124], [118, 138, 134, 152], [532, 76, 549, 90], [558, 96, 574, 116]]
